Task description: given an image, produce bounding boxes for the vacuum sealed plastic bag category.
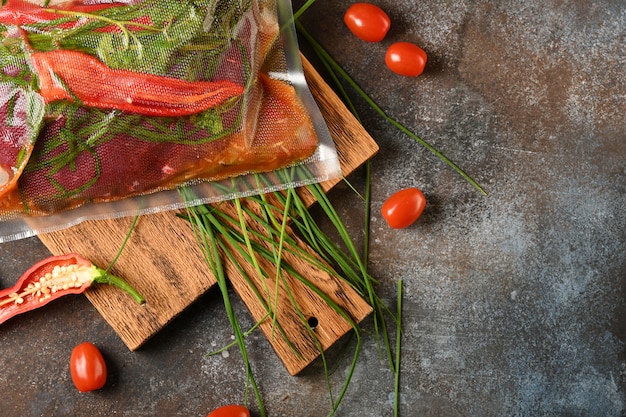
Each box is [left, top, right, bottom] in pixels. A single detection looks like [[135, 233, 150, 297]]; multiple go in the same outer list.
[[0, 0, 341, 242]]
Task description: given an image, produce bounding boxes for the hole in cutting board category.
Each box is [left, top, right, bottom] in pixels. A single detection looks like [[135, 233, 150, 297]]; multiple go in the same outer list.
[[307, 316, 319, 330]]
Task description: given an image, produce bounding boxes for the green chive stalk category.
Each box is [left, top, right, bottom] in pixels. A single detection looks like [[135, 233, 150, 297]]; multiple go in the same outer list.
[[394, 280, 403, 417], [294, 19, 487, 196]]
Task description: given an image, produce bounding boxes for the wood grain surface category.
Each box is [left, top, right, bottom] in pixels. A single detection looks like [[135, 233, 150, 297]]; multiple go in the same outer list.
[[38, 57, 379, 375]]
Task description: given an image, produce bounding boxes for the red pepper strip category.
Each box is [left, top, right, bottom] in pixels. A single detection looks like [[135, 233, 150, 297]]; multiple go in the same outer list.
[[30, 50, 245, 117], [0, 144, 33, 201], [0, 0, 123, 26], [0, 84, 42, 202], [0, 253, 144, 325]]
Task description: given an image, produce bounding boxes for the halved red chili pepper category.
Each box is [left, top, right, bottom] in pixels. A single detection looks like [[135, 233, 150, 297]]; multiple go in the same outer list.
[[0, 253, 144, 325], [30, 49, 245, 117]]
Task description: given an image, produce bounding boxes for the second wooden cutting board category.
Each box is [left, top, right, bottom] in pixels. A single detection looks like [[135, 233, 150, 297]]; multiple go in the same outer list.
[[38, 56, 379, 376]]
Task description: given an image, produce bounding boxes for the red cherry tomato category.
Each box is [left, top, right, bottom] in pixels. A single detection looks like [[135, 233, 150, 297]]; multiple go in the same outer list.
[[69, 342, 107, 392], [206, 404, 250, 417], [381, 188, 426, 229], [344, 3, 391, 42], [385, 42, 428, 77]]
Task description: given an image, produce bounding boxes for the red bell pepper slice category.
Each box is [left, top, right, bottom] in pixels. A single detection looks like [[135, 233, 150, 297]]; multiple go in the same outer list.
[[30, 49, 245, 117], [0, 253, 144, 325], [0, 0, 123, 26]]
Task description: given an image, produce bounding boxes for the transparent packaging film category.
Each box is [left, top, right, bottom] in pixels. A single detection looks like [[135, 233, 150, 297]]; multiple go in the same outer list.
[[0, 0, 340, 242]]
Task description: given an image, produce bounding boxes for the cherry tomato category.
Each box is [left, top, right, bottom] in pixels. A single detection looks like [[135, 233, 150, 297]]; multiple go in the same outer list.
[[344, 3, 391, 42], [69, 342, 107, 392], [381, 188, 426, 229], [385, 42, 428, 77], [206, 404, 250, 417]]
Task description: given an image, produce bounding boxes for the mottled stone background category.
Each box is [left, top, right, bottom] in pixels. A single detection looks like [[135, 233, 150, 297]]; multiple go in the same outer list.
[[1, 1, 624, 416]]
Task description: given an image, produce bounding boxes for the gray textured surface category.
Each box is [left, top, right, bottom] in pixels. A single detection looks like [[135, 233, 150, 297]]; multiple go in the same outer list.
[[1, 1, 625, 416]]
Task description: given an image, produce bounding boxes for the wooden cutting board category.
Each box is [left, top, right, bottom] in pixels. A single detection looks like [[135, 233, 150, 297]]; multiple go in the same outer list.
[[38, 56, 379, 376]]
